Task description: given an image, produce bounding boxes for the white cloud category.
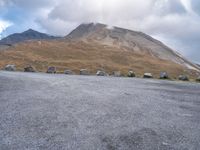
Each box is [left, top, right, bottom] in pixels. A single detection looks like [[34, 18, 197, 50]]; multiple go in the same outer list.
[[0, 1, 5, 7], [180, 0, 195, 14], [0, 19, 12, 39], [36, 0, 189, 36]]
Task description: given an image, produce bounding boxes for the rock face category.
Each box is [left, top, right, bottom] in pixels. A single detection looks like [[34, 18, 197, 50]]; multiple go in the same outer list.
[[24, 65, 36, 72], [178, 75, 189, 81], [64, 70, 75, 75], [128, 71, 136, 77], [96, 70, 108, 76], [143, 73, 153, 78], [4, 65, 16, 71], [47, 67, 56, 74], [112, 71, 121, 77], [160, 72, 169, 79], [80, 69, 90, 75]]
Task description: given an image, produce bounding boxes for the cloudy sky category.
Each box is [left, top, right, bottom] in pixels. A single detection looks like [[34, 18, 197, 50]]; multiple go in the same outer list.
[[0, 0, 200, 63]]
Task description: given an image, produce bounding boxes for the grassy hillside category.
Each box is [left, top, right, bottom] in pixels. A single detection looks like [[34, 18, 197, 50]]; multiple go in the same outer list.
[[0, 40, 198, 79]]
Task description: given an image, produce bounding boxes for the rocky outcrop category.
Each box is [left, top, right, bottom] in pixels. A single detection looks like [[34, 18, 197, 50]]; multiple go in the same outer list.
[[143, 73, 153, 78], [4, 64, 16, 71], [47, 66, 56, 74]]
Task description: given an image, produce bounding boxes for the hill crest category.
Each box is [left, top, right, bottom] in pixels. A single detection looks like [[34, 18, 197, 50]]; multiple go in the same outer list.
[[0, 29, 59, 45]]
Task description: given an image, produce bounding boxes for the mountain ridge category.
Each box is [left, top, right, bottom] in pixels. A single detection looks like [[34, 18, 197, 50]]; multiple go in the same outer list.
[[0, 29, 59, 45]]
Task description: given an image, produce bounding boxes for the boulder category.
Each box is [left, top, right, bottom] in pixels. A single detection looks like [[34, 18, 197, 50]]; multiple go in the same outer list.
[[80, 69, 90, 75], [96, 70, 108, 76], [143, 73, 153, 78], [47, 66, 56, 74], [112, 71, 121, 77], [24, 65, 36, 72], [4, 64, 16, 71], [127, 71, 136, 77], [64, 70, 75, 75], [178, 75, 189, 81], [160, 72, 169, 79], [196, 76, 200, 82]]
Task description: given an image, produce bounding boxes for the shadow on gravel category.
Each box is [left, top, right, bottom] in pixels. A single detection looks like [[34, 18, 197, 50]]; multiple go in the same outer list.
[[101, 128, 174, 150]]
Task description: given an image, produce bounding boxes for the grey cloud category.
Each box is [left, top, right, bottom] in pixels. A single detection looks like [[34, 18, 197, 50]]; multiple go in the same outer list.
[[5, 0, 55, 10], [167, 0, 186, 14], [36, 17, 78, 36], [154, 0, 186, 15], [191, 0, 200, 15]]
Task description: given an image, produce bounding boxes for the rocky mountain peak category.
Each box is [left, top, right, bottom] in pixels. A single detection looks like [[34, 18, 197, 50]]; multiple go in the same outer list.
[[66, 22, 200, 71]]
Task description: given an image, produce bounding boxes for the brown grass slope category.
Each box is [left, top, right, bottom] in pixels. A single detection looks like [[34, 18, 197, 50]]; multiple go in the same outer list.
[[0, 39, 198, 79]]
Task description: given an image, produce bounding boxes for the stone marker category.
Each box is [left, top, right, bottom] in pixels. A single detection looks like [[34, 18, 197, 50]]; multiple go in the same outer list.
[[127, 71, 136, 77], [47, 66, 56, 74], [24, 65, 36, 72], [113, 71, 121, 77], [160, 72, 168, 79], [96, 70, 108, 76], [80, 69, 90, 75], [143, 73, 153, 78], [64, 70, 75, 75], [4, 64, 16, 71], [178, 75, 189, 81]]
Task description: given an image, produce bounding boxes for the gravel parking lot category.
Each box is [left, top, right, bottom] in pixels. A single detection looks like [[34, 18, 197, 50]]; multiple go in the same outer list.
[[0, 71, 200, 150]]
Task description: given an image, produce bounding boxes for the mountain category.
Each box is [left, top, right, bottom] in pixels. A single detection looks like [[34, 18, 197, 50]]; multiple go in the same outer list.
[[67, 23, 200, 71], [0, 23, 199, 78], [0, 29, 59, 45]]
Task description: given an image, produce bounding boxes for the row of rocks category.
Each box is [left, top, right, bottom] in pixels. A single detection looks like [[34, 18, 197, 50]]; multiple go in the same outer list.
[[144, 72, 191, 81], [4, 65, 36, 72], [97, 71, 135, 77], [2, 64, 200, 82], [3, 65, 134, 77], [143, 72, 169, 79]]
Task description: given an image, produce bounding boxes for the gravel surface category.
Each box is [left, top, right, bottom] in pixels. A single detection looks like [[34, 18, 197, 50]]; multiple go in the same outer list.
[[0, 71, 200, 150]]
